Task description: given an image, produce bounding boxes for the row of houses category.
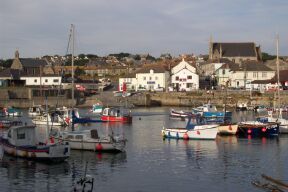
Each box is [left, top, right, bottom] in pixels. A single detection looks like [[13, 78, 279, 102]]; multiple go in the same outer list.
[[1, 41, 288, 92]]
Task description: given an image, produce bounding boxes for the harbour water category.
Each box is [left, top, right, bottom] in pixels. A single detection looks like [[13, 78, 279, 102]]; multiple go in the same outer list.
[[0, 107, 288, 192]]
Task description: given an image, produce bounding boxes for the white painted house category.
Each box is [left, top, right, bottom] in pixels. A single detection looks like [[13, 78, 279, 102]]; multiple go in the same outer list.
[[119, 73, 137, 91], [20, 75, 62, 86], [119, 65, 169, 91], [171, 58, 199, 91], [136, 65, 169, 91], [229, 61, 275, 89]]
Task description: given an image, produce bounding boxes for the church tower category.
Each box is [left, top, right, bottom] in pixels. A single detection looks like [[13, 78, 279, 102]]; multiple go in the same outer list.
[[10, 49, 23, 70]]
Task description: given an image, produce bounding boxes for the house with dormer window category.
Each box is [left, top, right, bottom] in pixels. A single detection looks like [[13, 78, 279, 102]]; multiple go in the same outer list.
[[171, 58, 199, 91]]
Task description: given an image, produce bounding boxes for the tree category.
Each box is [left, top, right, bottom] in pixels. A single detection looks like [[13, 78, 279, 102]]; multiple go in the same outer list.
[[262, 52, 276, 62]]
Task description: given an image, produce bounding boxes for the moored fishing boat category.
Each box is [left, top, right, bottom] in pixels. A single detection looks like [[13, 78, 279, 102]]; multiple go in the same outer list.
[[162, 116, 219, 140], [0, 125, 70, 162], [90, 103, 103, 114], [237, 121, 279, 138], [170, 109, 192, 118], [32, 113, 68, 127], [56, 129, 126, 152], [3, 107, 22, 117], [101, 107, 132, 123]]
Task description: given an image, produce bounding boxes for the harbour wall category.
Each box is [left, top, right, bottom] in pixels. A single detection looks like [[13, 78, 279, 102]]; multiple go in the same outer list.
[[0, 87, 287, 108]]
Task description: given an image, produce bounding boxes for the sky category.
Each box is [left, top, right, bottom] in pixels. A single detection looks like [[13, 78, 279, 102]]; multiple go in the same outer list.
[[1, 0, 288, 59]]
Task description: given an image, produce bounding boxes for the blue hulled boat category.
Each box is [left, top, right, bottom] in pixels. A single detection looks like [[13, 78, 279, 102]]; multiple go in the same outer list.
[[237, 121, 279, 138]]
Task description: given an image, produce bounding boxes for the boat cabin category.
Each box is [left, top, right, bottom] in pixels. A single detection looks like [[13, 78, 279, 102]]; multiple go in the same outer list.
[[29, 105, 44, 115], [63, 130, 100, 140], [7, 125, 37, 146], [102, 107, 131, 117]]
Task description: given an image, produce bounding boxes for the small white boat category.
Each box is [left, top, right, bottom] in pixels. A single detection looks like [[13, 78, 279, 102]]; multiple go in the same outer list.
[[91, 103, 103, 114], [162, 117, 219, 140], [192, 103, 218, 115], [0, 125, 70, 162], [28, 105, 44, 116], [2, 107, 22, 117], [32, 113, 67, 127], [254, 105, 267, 113], [57, 129, 126, 152], [170, 109, 192, 118]]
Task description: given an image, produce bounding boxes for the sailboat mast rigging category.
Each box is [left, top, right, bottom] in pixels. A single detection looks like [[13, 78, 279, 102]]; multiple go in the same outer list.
[[276, 34, 280, 117], [71, 24, 75, 107]]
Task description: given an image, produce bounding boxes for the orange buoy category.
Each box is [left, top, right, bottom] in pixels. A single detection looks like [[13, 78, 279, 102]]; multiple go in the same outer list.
[[247, 129, 252, 134], [183, 133, 189, 140], [197, 130, 200, 135], [228, 124, 232, 130], [262, 128, 266, 132], [96, 143, 103, 151]]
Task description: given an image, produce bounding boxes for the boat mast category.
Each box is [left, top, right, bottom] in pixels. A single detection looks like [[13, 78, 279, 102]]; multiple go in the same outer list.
[[71, 24, 75, 108], [276, 34, 280, 117]]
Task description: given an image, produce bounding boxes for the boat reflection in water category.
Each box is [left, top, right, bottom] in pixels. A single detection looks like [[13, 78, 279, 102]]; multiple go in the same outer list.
[[0, 155, 71, 191]]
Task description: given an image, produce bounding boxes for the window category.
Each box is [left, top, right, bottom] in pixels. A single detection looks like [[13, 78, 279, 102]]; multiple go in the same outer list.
[[262, 72, 267, 78], [176, 76, 179, 80], [75, 135, 83, 140], [53, 79, 59, 83], [34, 79, 37, 83], [253, 72, 258, 78], [222, 69, 225, 75], [17, 130, 25, 139], [149, 76, 152, 80], [187, 76, 192, 79], [45, 79, 48, 83], [143, 76, 146, 80]]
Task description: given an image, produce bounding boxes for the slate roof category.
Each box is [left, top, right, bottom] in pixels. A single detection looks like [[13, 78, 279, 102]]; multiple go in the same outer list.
[[264, 58, 288, 71], [19, 58, 47, 68], [0, 69, 23, 79], [230, 61, 274, 72], [135, 65, 167, 73], [213, 42, 257, 57]]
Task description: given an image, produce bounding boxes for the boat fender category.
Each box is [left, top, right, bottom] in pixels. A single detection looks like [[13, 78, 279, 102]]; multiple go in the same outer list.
[[247, 129, 252, 134], [183, 133, 189, 140], [197, 131, 200, 135], [228, 125, 232, 130], [50, 136, 55, 144], [261, 128, 266, 132], [96, 143, 102, 151], [65, 117, 70, 124]]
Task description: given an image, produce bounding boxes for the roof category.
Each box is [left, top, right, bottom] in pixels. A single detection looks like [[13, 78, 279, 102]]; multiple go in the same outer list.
[[213, 42, 257, 57], [135, 65, 167, 73], [122, 73, 136, 78], [251, 70, 288, 84], [0, 68, 23, 79], [264, 58, 288, 71], [230, 61, 274, 72], [19, 58, 48, 68]]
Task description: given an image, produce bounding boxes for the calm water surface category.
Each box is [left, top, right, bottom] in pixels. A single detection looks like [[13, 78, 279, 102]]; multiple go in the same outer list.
[[0, 107, 288, 192]]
